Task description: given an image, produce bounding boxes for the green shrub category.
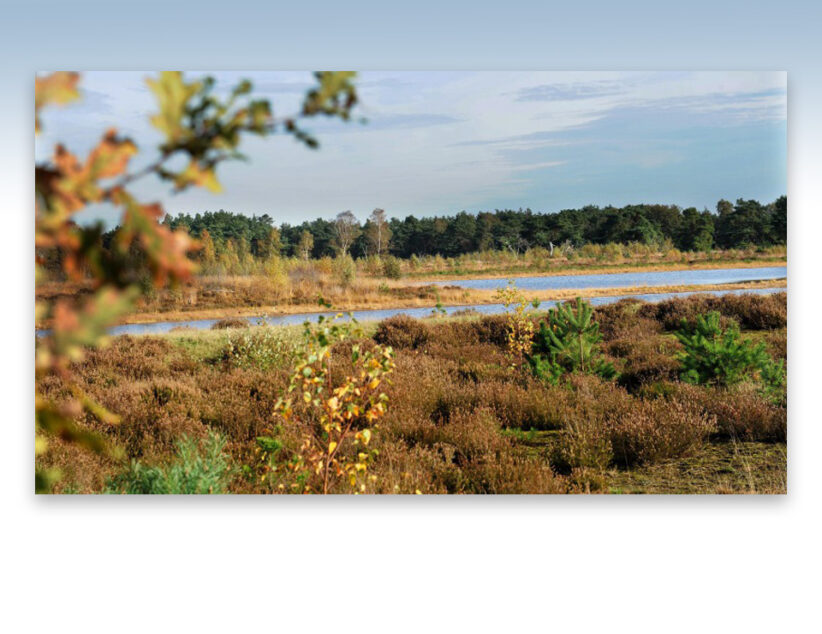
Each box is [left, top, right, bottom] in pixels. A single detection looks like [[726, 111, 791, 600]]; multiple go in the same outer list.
[[106, 432, 234, 494], [220, 327, 294, 370], [333, 254, 357, 288], [675, 311, 785, 392], [382, 255, 402, 279], [528, 299, 616, 384]]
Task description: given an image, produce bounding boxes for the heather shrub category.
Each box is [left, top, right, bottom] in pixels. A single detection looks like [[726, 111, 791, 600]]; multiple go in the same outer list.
[[548, 375, 627, 472], [427, 315, 512, 349], [106, 432, 234, 494], [671, 383, 786, 441], [639, 295, 721, 331], [640, 293, 787, 331], [605, 399, 716, 467], [460, 451, 567, 494], [714, 292, 787, 330], [476, 379, 568, 430], [79, 336, 175, 381], [101, 379, 209, 458], [35, 436, 116, 494], [467, 314, 511, 347], [617, 343, 682, 393], [423, 407, 508, 463], [552, 414, 614, 475], [551, 376, 715, 468], [194, 368, 288, 442], [377, 407, 566, 494], [373, 314, 430, 349], [763, 329, 787, 360], [211, 317, 249, 330], [593, 298, 652, 340]]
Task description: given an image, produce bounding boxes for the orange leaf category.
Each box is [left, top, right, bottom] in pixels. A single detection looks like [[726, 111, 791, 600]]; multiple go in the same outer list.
[[35, 72, 80, 133]]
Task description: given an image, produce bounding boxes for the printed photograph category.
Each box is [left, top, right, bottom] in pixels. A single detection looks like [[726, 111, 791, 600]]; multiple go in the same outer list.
[[35, 70, 787, 494]]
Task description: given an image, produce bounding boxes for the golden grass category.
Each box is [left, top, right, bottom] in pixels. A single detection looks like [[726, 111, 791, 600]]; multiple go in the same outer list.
[[407, 257, 788, 282], [36, 250, 786, 327], [66, 278, 784, 326]]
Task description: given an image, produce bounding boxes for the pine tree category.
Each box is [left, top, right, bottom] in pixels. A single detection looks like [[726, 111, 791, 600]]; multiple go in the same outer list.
[[675, 311, 785, 390], [527, 299, 616, 384]]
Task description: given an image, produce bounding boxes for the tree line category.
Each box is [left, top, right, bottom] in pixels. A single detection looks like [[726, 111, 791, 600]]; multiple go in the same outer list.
[[158, 197, 786, 262]]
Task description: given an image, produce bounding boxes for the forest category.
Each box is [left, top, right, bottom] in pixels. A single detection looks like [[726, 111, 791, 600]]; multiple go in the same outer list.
[[155, 197, 786, 263]]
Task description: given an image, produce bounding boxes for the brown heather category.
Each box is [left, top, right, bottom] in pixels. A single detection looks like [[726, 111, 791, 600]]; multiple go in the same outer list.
[[373, 314, 430, 349], [211, 317, 250, 329], [36, 293, 787, 493], [638, 291, 787, 331], [669, 383, 787, 442]]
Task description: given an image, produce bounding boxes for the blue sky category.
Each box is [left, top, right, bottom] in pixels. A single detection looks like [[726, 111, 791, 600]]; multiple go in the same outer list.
[[35, 70, 787, 226]]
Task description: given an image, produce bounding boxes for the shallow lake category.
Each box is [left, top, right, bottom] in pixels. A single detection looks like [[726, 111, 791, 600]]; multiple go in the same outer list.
[[432, 265, 786, 291], [37, 286, 785, 337]]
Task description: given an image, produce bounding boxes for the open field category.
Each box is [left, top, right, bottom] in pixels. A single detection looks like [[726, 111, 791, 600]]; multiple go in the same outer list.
[[36, 291, 787, 494]]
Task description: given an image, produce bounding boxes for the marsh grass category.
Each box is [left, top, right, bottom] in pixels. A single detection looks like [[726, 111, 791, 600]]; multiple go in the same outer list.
[[35, 250, 785, 328]]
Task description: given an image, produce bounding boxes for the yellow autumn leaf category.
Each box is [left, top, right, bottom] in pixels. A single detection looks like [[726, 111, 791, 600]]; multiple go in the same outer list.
[[174, 160, 222, 193], [35, 72, 81, 133], [145, 71, 201, 143], [328, 441, 337, 454]]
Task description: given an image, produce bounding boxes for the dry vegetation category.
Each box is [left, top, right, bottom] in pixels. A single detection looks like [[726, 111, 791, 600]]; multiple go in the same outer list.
[[35, 246, 786, 327], [36, 292, 787, 494]]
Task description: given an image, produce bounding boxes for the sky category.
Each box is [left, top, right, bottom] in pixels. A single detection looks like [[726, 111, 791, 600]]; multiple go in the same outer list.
[[34, 70, 787, 227]]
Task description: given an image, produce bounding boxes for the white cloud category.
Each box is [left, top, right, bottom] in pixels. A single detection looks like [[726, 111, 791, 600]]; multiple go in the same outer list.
[[35, 70, 786, 224]]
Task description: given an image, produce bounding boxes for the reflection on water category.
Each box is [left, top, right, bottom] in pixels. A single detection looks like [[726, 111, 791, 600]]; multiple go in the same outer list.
[[432, 266, 786, 291], [37, 286, 785, 338]]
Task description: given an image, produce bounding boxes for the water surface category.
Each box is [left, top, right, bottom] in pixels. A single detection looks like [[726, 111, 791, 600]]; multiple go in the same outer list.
[[433, 265, 786, 291], [49, 287, 783, 337]]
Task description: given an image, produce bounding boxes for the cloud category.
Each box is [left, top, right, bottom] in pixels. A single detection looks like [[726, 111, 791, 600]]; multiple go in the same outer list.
[[510, 160, 566, 171], [39, 70, 786, 226], [644, 89, 787, 122], [358, 113, 463, 131], [515, 81, 626, 102]]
